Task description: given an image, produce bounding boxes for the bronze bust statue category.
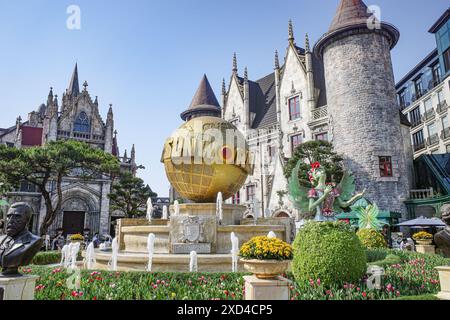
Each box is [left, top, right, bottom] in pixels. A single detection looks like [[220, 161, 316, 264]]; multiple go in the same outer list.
[[0, 203, 43, 277], [435, 204, 450, 259]]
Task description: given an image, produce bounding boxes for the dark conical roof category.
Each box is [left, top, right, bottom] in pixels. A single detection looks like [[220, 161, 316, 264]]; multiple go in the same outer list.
[[181, 75, 221, 121], [68, 63, 80, 97], [329, 0, 370, 32]]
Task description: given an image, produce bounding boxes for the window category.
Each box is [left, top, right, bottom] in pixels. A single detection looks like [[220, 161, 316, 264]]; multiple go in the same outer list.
[[409, 107, 422, 126], [414, 78, 423, 98], [398, 90, 406, 108], [424, 98, 432, 113], [379, 157, 393, 178], [315, 132, 328, 141], [288, 96, 301, 120], [232, 192, 240, 205], [442, 115, 449, 130], [444, 48, 450, 72], [412, 130, 425, 151], [291, 134, 303, 153], [268, 145, 276, 158], [432, 63, 442, 85], [74, 112, 90, 133], [20, 181, 37, 192], [246, 185, 255, 202], [428, 122, 437, 137]]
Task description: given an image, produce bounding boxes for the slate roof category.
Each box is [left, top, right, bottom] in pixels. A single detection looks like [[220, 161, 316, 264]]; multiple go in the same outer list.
[[329, 0, 371, 32]]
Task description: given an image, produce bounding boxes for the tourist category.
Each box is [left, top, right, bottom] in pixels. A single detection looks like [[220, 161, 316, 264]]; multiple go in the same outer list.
[[93, 233, 100, 248], [400, 238, 411, 251], [381, 225, 392, 248]]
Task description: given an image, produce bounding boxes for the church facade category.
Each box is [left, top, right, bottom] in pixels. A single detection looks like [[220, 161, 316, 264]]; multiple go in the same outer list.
[[0, 64, 137, 237], [222, 0, 413, 220]]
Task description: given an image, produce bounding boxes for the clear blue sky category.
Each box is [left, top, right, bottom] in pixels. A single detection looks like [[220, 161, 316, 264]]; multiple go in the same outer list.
[[0, 0, 448, 196]]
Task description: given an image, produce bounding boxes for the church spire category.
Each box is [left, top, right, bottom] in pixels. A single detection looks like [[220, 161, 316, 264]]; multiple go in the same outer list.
[[47, 87, 54, 106], [222, 78, 226, 95], [68, 63, 80, 97], [305, 33, 310, 52], [244, 67, 248, 83], [274, 50, 280, 69], [288, 19, 295, 43], [232, 52, 238, 74]]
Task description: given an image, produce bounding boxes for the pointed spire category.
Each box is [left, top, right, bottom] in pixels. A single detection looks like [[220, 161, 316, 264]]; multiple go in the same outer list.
[[54, 95, 59, 108], [83, 81, 88, 91], [68, 63, 80, 97], [288, 19, 295, 43], [124, 149, 128, 159], [232, 52, 238, 74], [180, 74, 221, 121], [329, 0, 370, 32], [47, 87, 54, 105], [94, 96, 98, 105], [114, 129, 118, 138], [274, 50, 280, 69], [305, 33, 310, 52], [222, 78, 226, 95], [131, 144, 136, 160], [244, 67, 248, 82]]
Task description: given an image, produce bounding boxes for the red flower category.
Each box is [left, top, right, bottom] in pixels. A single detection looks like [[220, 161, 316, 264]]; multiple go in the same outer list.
[[311, 162, 321, 170], [224, 290, 229, 296], [92, 296, 97, 300], [362, 292, 367, 298]]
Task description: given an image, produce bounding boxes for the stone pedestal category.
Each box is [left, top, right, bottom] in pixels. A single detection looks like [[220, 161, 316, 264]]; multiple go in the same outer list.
[[0, 275, 40, 300], [416, 245, 436, 255], [436, 266, 450, 300], [244, 275, 291, 300]]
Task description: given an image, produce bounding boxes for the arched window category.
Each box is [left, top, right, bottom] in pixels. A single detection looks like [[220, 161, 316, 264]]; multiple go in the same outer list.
[[74, 112, 90, 133]]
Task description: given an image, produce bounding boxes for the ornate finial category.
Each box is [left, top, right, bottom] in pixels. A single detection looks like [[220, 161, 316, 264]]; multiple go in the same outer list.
[[305, 33, 310, 52], [274, 50, 280, 69], [232, 52, 238, 73], [244, 67, 248, 82], [288, 19, 295, 43], [54, 95, 58, 106], [83, 81, 88, 91], [222, 78, 226, 95], [94, 96, 98, 104], [16, 116, 22, 124]]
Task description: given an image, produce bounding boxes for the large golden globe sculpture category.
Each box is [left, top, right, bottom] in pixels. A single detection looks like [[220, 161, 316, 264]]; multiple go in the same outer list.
[[162, 116, 252, 203]]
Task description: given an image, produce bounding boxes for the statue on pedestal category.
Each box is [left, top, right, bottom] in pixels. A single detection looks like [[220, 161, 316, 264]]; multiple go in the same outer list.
[[435, 204, 450, 259], [0, 203, 43, 277], [288, 161, 365, 221]]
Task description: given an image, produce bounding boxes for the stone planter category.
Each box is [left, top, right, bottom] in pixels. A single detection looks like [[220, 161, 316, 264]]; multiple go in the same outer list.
[[415, 239, 433, 245], [242, 259, 289, 279], [436, 266, 450, 300]]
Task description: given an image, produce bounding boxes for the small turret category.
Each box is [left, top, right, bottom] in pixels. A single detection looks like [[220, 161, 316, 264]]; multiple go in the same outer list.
[[232, 52, 238, 75], [288, 19, 295, 44]]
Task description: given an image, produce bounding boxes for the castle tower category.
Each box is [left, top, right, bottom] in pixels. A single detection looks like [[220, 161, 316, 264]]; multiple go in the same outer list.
[[314, 0, 410, 214]]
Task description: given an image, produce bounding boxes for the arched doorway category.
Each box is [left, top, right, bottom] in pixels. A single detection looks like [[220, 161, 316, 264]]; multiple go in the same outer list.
[[273, 211, 291, 218]]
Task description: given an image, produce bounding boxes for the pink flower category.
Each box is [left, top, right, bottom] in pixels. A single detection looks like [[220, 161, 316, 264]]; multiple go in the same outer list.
[[317, 279, 321, 286], [362, 292, 367, 298], [396, 291, 401, 297]]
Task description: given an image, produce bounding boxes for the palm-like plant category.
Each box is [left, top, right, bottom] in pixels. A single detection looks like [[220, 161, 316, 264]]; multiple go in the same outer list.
[[355, 204, 381, 230]]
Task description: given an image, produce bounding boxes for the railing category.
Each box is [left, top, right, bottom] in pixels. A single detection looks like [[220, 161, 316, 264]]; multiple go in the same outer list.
[[437, 100, 448, 114], [427, 133, 440, 147], [413, 142, 426, 152], [411, 118, 423, 128], [73, 132, 91, 140], [409, 188, 434, 200], [311, 106, 328, 121], [441, 128, 450, 141], [422, 109, 436, 122]]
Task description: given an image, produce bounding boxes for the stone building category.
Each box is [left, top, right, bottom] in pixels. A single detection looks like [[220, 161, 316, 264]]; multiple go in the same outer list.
[[222, 0, 412, 218], [0, 64, 138, 237]]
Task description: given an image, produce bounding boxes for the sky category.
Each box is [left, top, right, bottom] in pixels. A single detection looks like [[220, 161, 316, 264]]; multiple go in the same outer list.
[[0, 0, 448, 197]]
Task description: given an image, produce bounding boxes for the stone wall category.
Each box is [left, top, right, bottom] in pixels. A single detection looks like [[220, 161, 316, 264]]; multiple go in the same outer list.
[[322, 30, 410, 214]]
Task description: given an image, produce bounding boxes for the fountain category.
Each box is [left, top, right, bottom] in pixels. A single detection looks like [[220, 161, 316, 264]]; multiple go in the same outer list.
[[162, 206, 168, 220], [189, 251, 198, 272], [61, 244, 70, 268], [109, 237, 119, 271], [230, 232, 239, 272], [84, 242, 96, 270], [216, 192, 223, 224], [146, 233, 156, 272], [70, 242, 81, 269], [86, 75, 295, 272], [146, 197, 153, 221], [267, 231, 277, 239]]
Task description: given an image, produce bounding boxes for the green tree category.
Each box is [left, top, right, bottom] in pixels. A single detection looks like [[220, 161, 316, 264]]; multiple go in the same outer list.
[[0, 140, 120, 236], [284, 140, 344, 187], [108, 172, 157, 218]]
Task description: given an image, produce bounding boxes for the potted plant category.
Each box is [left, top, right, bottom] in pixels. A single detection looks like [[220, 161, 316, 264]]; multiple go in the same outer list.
[[412, 231, 433, 245], [239, 236, 293, 279], [69, 233, 85, 243]]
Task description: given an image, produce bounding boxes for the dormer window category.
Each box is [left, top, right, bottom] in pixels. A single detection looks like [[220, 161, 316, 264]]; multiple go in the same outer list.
[[289, 96, 301, 120], [74, 112, 90, 133]]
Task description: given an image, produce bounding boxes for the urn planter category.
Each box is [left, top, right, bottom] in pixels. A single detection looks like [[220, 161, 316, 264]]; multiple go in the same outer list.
[[242, 259, 290, 279], [436, 266, 450, 300], [416, 240, 433, 246]]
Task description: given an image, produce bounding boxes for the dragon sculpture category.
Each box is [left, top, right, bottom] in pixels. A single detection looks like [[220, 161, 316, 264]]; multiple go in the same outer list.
[[288, 161, 365, 221]]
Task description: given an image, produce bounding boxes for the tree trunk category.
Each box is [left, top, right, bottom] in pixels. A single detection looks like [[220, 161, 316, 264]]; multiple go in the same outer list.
[[39, 175, 63, 236]]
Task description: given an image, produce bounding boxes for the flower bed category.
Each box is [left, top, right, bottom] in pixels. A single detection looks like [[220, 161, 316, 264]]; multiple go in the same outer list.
[[24, 250, 449, 300]]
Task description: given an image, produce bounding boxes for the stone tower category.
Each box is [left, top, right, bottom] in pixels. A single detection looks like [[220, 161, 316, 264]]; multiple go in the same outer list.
[[314, 0, 410, 214]]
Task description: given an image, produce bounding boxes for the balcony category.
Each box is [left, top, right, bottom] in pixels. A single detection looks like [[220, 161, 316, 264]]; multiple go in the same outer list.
[[411, 118, 423, 129], [422, 109, 436, 122], [437, 100, 448, 114], [441, 128, 450, 141], [426, 133, 440, 147], [413, 142, 426, 152], [308, 106, 328, 128], [409, 188, 434, 200]]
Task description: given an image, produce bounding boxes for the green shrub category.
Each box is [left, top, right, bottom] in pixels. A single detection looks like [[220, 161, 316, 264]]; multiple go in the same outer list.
[[32, 251, 62, 265], [366, 248, 389, 262], [395, 294, 439, 301], [368, 254, 401, 268], [292, 221, 367, 287], [357, 229, 387, 249]]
